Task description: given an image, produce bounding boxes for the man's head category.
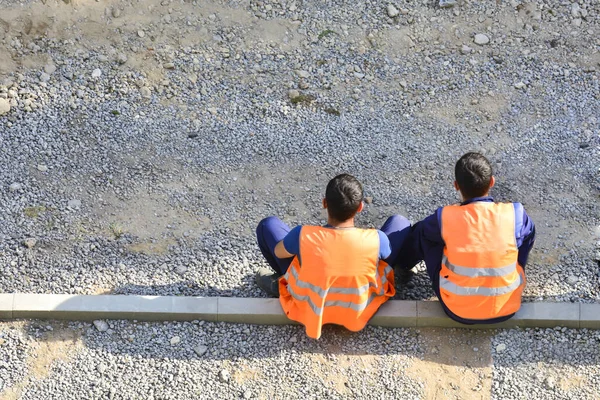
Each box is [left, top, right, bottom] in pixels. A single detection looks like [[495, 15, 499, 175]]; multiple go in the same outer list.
[[323, 174, 364, 222], [454, 152, 495, 200]]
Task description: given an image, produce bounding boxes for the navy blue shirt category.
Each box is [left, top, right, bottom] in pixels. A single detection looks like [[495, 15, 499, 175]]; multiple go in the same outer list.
[[283, 226, 392, 260]]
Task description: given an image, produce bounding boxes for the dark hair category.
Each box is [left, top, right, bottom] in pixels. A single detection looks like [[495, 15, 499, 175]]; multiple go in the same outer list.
[[455, 152, 493, 199], [325, 174, 363, 221]]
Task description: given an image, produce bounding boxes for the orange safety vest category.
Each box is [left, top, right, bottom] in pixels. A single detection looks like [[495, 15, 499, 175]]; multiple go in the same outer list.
[[279, 226, 395, 339], [440, 202, 525, 320]]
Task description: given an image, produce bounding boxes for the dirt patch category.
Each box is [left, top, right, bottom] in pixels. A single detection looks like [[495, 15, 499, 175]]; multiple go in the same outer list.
[[417, 92, 510, 130], [28, 327, 82, 380], [308, 351, 380, 396], [559, 371, 589, 392], [89, 285, 114, 295], [381, 27, 415, 56], [127, 238, 177, 255], [232, 365, 264, 385], [403, 328, 493, 400], [94, 188, 211, 241], [1, 323, 83, 400], [245, 18, 301, 51], [0, 0, 301, 81]]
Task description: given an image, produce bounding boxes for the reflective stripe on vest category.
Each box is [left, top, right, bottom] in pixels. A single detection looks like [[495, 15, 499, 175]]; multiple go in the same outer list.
[[284, 262, 393, 299], [442, 255, 517, 278], [284, 264, 393, 315], [440, 273, 523, 296]]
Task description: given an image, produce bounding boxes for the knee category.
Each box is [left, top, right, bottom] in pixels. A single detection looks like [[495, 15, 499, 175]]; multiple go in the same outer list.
[[256, 216, 279, 235], [389, 214, 411, 228]]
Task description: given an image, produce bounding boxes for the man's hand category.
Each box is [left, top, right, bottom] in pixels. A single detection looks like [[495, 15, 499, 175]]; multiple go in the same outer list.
[[274, 240, 294, 259]]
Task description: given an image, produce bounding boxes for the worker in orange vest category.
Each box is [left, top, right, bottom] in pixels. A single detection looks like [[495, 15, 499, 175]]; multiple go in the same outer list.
[[255, 174, 411, 338], [393, 152, 536, 324]]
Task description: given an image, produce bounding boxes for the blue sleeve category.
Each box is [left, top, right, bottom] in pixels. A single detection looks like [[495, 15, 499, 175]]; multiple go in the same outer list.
[[428, 208, 445, 245], [377, 230, 392, 260], [282, 226, 302, 255], [514, 203, 535, 267]]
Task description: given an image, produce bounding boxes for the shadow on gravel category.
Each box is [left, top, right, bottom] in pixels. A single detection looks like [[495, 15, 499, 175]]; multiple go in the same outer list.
[[110, 275, 260, 298]]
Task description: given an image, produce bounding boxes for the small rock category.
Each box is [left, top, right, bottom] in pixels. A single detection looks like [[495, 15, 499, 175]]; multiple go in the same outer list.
[[496, 343, 506, 352], [0, 98, 10, 115], [439, 0, 456, 8], [295, 70, 309, 79], [44, 64, 57, 74], [117, 54, 128, 64], [473, 34, 490, 45], [175, 265, 187, 275], [514, 82, 526, 89], [91, 69, 102, 78], [243, 390, 252, 399], [23, 238, 37, 249], [288, 89, 300, 100], [567, 275, 578, 285], [97, 363, 108, 373], [137, 30, 145, 38], [170, 336, 181, 345], [365, 196, 373, 204], [93, 320, 109, 332], [9, 183, 22, 192], [218, 369, 230, 383], [39, 72, 51, 83], [68, 199, 82, 209], [163, 62, 175, 70], [140, 87, 152, 98], [386, 4, 399, 17], [193, 345, 208, 356], [37, 165, 48, 172], [111, 7, 121, 18], [460, 45, 473, 55], [545, 376, 556, 390]]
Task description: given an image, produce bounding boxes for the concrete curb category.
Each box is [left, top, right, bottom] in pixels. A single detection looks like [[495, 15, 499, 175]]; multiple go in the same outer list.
[[0, 293, 598, 329]]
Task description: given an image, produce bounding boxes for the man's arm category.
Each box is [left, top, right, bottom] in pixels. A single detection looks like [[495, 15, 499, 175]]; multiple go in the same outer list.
[[274, 240, 295, 259], [274, 226, 301, 259], [514, 204, 535, 268]]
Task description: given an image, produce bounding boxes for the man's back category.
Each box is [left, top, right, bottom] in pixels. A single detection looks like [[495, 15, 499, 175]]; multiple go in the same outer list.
[[439, 202, 525, 320], [280, 226, 395, 339]]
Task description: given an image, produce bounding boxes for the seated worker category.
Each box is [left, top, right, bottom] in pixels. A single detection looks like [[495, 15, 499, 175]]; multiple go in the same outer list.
[[394, 152, 535, 324], [255, 174, 411, 339]]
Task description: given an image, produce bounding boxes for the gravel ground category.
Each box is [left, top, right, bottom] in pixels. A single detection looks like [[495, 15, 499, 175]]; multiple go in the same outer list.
[[492, 327, 600, 400], [1, 320, 599, 399], [0, 0, 599, 301], [0, 1, 599, 398]]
